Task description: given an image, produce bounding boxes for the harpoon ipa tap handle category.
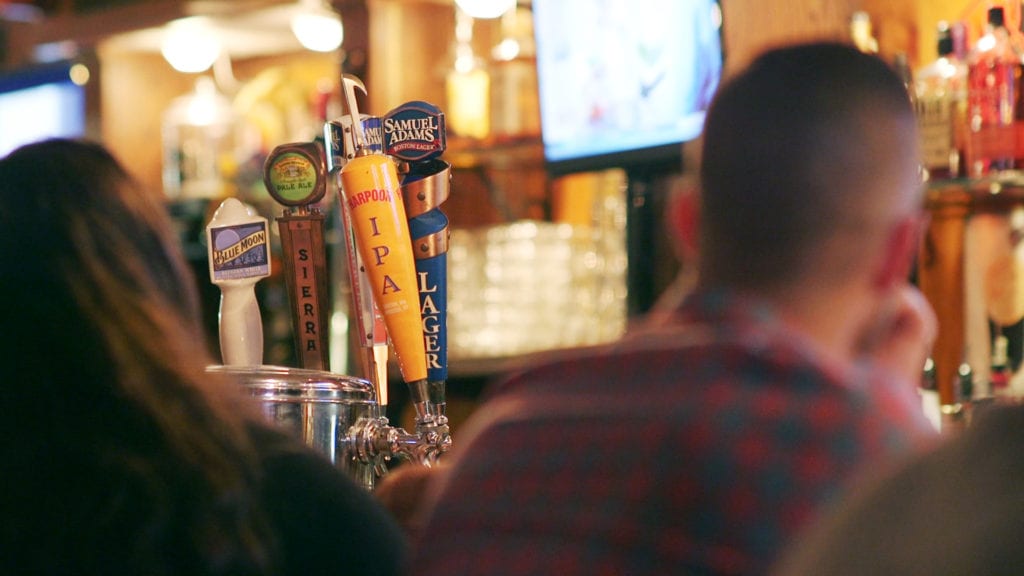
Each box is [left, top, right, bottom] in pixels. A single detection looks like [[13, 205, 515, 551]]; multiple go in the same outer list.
[[338, 193, 392, 409], [327, 111, 393, 407], [339, 75, 429, 392]]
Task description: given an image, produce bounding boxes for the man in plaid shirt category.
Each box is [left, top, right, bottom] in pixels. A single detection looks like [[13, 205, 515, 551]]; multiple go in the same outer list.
[[409, 42, 940, 575]]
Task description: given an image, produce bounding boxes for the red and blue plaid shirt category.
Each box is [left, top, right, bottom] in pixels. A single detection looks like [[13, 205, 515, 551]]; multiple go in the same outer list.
[[412, 290, 939, 575]]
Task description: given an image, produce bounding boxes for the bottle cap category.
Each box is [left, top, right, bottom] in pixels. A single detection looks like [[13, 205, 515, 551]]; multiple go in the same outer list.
[[936, 22, 953, 57], [989, 6, 1005, 27]]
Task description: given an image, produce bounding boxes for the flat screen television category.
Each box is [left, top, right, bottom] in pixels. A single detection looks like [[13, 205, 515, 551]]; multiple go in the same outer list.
[[532, 0, 724, 176], [0, 61, 87, 157]]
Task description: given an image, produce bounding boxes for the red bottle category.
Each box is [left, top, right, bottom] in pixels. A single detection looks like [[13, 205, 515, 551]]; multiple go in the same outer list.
[[967, 6, 1018, 176]]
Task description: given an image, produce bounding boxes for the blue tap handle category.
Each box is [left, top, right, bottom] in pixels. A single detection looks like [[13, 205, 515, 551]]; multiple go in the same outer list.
[[402, 158, 451, 414], [409, 210, 449, 383]]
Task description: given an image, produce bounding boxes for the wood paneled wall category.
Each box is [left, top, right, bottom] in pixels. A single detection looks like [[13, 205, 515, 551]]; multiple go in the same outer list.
[[720, 0, 861, 73], [95, 49, 194, 189]]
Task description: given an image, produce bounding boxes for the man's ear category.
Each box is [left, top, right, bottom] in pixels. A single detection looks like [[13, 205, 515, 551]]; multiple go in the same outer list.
[[874, 213, 926, 289]]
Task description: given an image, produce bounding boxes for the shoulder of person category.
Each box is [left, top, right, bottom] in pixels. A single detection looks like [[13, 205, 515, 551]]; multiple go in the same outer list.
[[245, 421, 410, 576]]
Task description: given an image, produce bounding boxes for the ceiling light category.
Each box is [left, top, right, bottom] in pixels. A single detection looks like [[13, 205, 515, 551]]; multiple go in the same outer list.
[[291, 0, 344, 53], [161, 17, 221, 73], [455, 0, 516, 19]]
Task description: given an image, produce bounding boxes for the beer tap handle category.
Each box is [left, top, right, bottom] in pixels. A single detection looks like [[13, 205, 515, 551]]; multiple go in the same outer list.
[[403, 161, 451, 423], [385, 101, 451, 433], [338, 75, 430, 396], [337, 189, 392, 410], [206, 198, 271, 366], [327, 114, 392, 407], [325, 114, 384, 172], [369, 319, 390, 409], [263, 141, 331, 371]]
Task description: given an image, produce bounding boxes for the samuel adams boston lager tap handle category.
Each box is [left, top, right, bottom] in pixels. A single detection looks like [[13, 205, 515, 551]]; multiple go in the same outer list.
[[385, 100, 451, 424], [263, 141, 332, 371], [338, 74, 431, 420]]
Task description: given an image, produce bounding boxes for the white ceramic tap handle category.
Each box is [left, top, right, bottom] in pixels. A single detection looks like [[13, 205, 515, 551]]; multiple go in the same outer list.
[[206, 198, 271, 366], [218, 282, 264, 366]]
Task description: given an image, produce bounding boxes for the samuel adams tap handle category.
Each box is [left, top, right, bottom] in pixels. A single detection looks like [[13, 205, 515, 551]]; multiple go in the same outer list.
[[386, 100, 451, 424]]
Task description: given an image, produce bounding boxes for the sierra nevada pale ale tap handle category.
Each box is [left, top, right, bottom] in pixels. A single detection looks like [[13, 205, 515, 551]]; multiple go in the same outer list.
[[263, 141, 331, 371]]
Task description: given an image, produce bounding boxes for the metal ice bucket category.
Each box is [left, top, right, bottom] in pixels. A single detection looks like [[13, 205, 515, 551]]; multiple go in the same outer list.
[[209, 365, 380, 490]]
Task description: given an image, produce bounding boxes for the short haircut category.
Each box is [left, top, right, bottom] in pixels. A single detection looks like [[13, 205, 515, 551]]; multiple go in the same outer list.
[[699, 42, 917, 291]]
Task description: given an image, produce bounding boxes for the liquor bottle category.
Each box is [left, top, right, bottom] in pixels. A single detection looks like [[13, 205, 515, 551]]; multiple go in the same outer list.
[[1014, 1, 1024, 168], [991, 332, 1011, 397], [952, 21, 972, 177], [967, 6, 1018, 177], [446, 7, 490, 139], [489, 5, 541, 140], [915, 22, 968, 181], [951, 21, 970, 61]]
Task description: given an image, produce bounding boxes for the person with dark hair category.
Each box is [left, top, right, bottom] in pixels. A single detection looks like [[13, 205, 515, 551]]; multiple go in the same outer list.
[[407, 42, 940, 575], [0, 138, 407, 575]]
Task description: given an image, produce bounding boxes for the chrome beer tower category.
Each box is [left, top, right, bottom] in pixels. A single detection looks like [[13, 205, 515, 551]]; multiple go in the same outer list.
[[207, 75, 451, 487]]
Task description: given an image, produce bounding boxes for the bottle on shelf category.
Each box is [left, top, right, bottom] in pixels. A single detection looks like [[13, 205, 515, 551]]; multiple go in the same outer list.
[[162, 76, 240, 200], [446, 6, 491, 140], [952, 21, 972, 177], [915, 21, 968, 181], [951, 20, 970, 61], [1014, 0, 1024, 168], [967, 6, 1018, 177], [489, 5, 541, 141], [991, 332, 1012, 397]]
